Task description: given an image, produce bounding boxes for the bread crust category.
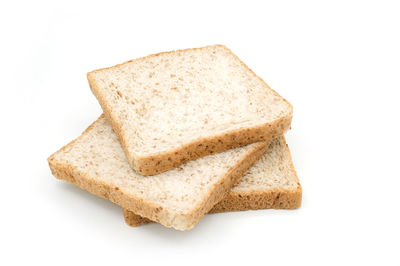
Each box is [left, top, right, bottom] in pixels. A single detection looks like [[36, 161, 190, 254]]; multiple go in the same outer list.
[[87, 45, 293, 175], [123, 188, 301, 226], [123, 137, 302, 227], [48, 117, 269, 230]]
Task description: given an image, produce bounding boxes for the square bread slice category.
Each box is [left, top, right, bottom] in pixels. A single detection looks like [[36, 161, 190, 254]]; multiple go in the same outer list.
[[48, 115, 269, 230], [87, 45, 293, 175], [123, 137, 302, 226]]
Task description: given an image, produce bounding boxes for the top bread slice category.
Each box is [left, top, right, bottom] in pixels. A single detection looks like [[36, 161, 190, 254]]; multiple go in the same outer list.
[[87, 45, 293, 175], [48, 115, 268, 230]]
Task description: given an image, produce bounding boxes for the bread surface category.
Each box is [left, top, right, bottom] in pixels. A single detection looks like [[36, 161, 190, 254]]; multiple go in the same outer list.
[[88, 45, 292, 175]]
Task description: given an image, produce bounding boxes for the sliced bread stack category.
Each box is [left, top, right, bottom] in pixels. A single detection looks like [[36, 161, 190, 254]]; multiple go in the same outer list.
[[48, 45, 301, 231]]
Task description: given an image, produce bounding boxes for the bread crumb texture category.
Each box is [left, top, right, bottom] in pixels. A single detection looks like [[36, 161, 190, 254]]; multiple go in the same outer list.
[[88, 45, 292, 175]]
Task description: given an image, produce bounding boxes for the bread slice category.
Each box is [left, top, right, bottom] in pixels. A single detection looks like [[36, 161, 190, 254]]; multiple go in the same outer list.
[[48, 115, 269, 230], [87, 45, 293, 175], [123, 137, 301, 226]]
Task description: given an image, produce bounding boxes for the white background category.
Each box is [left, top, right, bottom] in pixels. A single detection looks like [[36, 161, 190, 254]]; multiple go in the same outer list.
[[1, 0, 399, 265]]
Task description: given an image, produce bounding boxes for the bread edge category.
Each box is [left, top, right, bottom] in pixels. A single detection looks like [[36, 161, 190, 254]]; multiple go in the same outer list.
[[124, 187, 301, 226], [87, 44, 293, 175]]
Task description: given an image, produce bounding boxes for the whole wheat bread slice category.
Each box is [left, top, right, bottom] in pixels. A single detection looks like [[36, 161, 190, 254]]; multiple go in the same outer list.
[[48, 115, 269, 230], [87, 45, 293, 175], [123, 137, 301, 226]]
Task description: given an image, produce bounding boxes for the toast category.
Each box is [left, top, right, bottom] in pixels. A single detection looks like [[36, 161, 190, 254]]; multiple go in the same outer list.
[[87, 45, 292, 175], [48, 115, 269, 230]]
